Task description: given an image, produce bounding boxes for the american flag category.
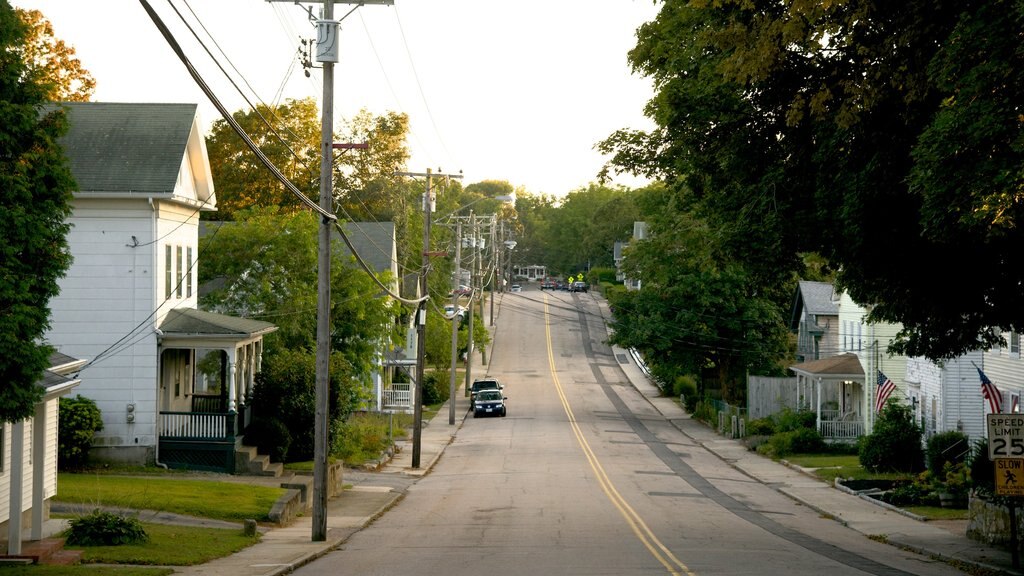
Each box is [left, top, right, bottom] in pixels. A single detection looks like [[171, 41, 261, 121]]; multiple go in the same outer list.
[[875, 370, 896, 413], [977, 367, 1003, 414]]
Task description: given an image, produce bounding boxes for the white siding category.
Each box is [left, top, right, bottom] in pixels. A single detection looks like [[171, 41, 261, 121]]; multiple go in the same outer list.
[[46, 198, 163, 451], [838, 292, 906, 432], [0, 422, 9, 521], [43, 400, 58, 499]]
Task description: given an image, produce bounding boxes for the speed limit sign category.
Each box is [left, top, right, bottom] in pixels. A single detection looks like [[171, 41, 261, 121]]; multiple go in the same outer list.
[[988, 414, 1024, 459]]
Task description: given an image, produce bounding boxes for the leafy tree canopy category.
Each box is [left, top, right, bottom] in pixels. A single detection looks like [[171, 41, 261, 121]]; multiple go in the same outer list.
[[602, 0, 1024, 361], [0, 3, 76, 421]]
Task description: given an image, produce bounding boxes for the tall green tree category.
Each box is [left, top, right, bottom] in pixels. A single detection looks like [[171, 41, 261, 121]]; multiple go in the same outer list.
[[608, 186, 790, 401], [0, 1, 76, 421], [204, 98, 321, 221], [603, 0, 1024, 361]]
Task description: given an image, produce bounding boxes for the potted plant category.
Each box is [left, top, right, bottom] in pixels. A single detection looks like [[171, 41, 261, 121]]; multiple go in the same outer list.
[[937, 461, 971, 508]]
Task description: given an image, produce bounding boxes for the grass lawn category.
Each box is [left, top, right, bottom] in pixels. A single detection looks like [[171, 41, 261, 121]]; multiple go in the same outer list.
[[782, 453, 969, 520], [66, 522, 261, 565], [0, 567, 171, 576], [784, 454, 909, 484], [57, 474, 283, 522]]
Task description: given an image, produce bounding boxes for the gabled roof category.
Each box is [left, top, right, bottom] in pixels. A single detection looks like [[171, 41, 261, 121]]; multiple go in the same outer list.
[[159, 308, 277, 338], [789, 353, 864, 378], [790, 280, 838, 330], [52, 102, 214, 207], [38, 351, 84, 400], [335, 222, 397, 275]]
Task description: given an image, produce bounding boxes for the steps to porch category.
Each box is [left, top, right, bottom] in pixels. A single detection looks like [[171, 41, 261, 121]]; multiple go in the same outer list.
[[235, 439, 284, 477], [0, 537, 82, 566]]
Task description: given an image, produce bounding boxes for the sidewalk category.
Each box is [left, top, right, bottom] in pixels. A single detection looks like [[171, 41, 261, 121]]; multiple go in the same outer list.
[[607, 339, 1022, 575]]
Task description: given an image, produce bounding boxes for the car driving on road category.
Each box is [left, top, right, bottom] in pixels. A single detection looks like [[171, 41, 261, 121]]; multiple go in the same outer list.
[[472, 389, 507, 417]]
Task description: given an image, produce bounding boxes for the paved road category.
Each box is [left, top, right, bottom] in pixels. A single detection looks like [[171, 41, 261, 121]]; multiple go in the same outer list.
[[291, 284, 971, 576]]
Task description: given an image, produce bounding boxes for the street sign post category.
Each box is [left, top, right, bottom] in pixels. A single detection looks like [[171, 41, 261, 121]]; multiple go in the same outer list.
[[987, 414, 1024, 460]]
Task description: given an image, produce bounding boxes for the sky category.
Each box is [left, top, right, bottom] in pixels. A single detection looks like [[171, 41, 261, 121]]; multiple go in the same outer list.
[[14, 0, 660, 198]]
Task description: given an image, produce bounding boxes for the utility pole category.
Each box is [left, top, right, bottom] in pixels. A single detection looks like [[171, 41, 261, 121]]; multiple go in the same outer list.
[[311, 0, 337, 544], [465, 212, 476, 390], [491, 213, 499, 325], [266, 0, 393, 543], [449, 219, 461, 425], [397, 168, 461, 467]]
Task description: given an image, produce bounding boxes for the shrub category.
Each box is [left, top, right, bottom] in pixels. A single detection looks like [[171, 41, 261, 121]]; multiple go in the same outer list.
[[774, 408, 817, 432], [65, 510, 148, 546], [746, 417, 776, 436], [243, 417, 291, 463], [858, 402, 924, 473], [880, 481, 930, 507], [252, 348, 360, 461], [58, 395, 104, 470], [333, 412, 397, 465], [421, 370, 451, 406], [674, 375, 698, 412], [759, 427, 824, 458], [926, 430, 970, 477], [691, 395, 717, 424]]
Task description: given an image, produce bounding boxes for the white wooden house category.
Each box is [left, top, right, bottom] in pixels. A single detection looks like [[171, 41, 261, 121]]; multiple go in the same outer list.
[[43, 102, 276, 473], [2, 352, 83, 555], [786, 289, 907, 440]]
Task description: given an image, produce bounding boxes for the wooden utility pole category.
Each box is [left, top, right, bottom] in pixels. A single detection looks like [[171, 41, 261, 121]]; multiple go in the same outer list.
[[265, 0, 394, 543], [397, 169, 462, 467], [311, 0, 336, 544], [449, 219, 462, 425]]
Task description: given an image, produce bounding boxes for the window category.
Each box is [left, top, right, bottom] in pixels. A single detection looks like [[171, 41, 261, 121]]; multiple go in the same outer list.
[[175, 246, 183, 298], [186, 247, 193, 298], [1012, 332, 1020, 357], [165, 245, 173, 300]]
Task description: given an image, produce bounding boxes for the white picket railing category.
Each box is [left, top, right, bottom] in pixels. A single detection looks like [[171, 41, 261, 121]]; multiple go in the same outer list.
[[159, 411, 233, 439], [383, 383, 413, 410]]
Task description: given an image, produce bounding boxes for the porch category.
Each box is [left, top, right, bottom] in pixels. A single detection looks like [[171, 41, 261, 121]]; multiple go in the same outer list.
[[789, 353, 867, 442], [156, 309, 275, 474]]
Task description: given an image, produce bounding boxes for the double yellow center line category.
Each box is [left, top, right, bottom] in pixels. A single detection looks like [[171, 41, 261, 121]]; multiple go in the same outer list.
[[543, 297, 695, 576]]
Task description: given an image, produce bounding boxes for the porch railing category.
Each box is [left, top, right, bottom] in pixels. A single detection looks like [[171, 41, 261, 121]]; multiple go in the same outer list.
[[383, 382, 412, 410], [818, 419, 864, 440], [159, 411, 238, 440]]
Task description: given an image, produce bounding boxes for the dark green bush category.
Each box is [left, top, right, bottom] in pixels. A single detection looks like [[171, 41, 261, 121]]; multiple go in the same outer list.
[[58, 395, 103, 470], [251, 348, 360, 461], [421, 370, 451, 405], [746, 417, 776, 436], [65, 510, 148, 546], [879, 481, 930, 506], [969, 438, 1000, 500], [674, 375, 698, 412], [926, 430, 970, 477], [243, 417, 291, 463], [774, 408, 817, 432], [760, 427, 824, 458], [858, 403, 924, 473]]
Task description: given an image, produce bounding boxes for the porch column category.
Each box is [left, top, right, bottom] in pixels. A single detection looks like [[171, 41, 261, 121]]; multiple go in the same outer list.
[[31, 402, 46, 541], [7, 420, 25, 555], [227, 347, 238, 412], [237, 345, 248, 409], [815, 377, 822, 433]]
